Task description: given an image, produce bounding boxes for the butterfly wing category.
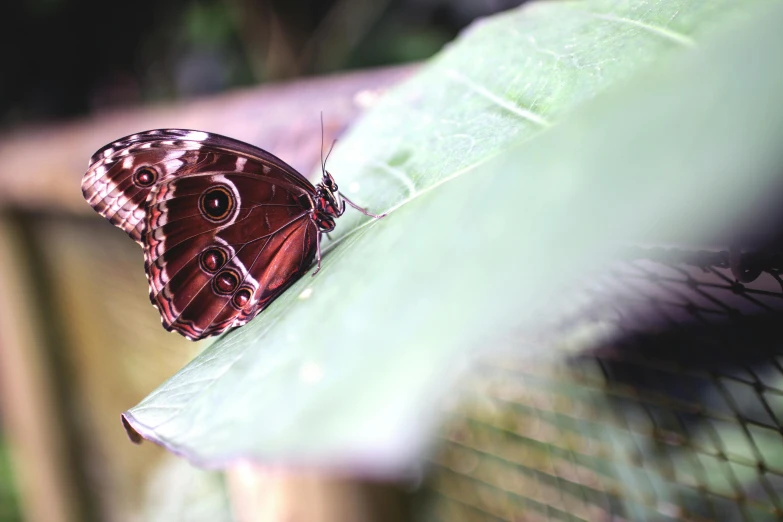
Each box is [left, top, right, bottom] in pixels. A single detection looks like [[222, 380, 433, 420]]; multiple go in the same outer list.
[[144, 172, 318, 340], [82, 129, 320, 339], [81, 129, 313, 244]]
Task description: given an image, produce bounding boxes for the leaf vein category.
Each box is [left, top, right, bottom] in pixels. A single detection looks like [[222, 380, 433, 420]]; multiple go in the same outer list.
[[445, 70, 551, 127], [370, 160, 417, 197], [583, 12, 695, 47]]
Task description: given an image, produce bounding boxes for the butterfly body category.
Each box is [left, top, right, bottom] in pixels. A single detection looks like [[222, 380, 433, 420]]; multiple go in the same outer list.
[[82, 129, 382, 340]]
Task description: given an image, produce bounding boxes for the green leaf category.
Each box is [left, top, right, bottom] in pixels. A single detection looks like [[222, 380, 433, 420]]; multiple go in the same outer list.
[[123, 0, 783, 474]]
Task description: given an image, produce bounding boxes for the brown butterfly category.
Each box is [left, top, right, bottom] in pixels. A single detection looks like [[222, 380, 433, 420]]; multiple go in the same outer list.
[[82, 129, 384, 340]]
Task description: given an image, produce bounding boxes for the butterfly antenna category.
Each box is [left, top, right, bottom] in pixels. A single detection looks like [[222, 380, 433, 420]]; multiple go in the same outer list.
[[320, 112, 339, 174], [320, 111, 326, 174], [323, 138, 337, 170]]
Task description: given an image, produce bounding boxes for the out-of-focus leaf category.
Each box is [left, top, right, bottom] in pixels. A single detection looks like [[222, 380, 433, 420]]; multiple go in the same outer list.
[[0, 434, 23, 522], [122, 0, 783, 475], [143, 456, 232, 522]]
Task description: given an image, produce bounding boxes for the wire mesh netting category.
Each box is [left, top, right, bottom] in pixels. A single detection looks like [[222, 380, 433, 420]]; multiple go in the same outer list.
[[418, 246, 783, 522]]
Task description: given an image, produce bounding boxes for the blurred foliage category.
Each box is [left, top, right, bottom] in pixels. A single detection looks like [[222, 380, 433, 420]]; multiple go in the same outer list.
[[0, 434, 21, 522], [0, 0, 526, 129]]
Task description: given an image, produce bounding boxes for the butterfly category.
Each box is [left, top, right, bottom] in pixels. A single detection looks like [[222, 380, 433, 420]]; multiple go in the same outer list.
[[82, 129, 385, 340]]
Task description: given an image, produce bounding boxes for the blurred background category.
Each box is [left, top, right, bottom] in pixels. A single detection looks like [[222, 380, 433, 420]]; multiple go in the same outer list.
[[0, 2, 527, 522], [5, 2, 783, 522], [1, 0, 525, 130]]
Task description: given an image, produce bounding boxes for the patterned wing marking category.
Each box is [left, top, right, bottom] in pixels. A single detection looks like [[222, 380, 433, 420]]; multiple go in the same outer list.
[[142, 172, 317, 340], [81, 129, 316, 244]]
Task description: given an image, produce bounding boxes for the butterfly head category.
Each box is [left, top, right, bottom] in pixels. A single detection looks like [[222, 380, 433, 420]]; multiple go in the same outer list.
[[314, 170, 345, 219], [316, 129, 346, 220]]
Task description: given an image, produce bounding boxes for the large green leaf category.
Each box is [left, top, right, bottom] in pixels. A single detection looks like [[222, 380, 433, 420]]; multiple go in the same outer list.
[[122, 0, 783, 474]]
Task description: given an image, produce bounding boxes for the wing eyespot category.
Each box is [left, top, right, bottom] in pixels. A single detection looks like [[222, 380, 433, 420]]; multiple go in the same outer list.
[[231, 287, 254, 310], [199, 247, 228, 274], [212, 268, 240, 296], [133, 166, 158, 188], [199, 185, 235, 222]]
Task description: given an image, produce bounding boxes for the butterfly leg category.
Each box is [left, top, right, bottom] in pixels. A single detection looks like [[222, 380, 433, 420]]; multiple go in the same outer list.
[[312, 231, 323, 276], [311, 214, 335, 276], [342, 194, 387, 219]]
